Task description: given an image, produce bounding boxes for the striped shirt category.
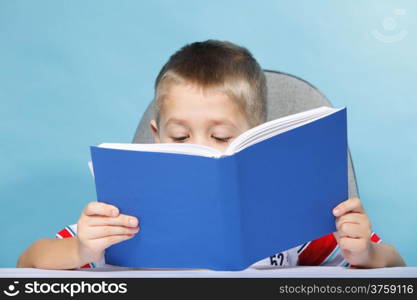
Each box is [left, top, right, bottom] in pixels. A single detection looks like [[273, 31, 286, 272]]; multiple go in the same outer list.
[[56, 224, 381, 269]]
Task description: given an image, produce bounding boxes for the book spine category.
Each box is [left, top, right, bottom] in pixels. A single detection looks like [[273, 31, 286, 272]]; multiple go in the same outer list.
[[216, 155, 245, 270]]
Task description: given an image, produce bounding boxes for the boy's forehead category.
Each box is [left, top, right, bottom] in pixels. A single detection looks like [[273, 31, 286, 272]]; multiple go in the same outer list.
[[164, 83, 233, 107], [160, 83, 248, 126]]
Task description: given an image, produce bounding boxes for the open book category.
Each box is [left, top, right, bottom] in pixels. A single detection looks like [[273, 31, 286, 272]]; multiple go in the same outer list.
[[95, 106, 341, 158], [90, 106, 348, 270]]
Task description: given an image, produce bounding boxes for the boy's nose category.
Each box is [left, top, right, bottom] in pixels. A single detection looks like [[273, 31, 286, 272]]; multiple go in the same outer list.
[[189, 136, 211, 148]]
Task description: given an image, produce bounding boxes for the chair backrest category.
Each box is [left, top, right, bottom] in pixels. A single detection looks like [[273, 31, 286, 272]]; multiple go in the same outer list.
[[132, 70, 359, 198]]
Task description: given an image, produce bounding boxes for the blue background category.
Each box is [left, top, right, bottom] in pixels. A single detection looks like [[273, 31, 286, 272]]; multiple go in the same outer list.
[[1, 0, 416, 267]]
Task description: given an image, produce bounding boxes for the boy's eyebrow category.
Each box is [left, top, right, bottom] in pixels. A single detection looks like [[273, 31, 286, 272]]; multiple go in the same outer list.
[[208, 119, 239, 129], [164, 118, 189, 127], [165, 118, 238, 128]]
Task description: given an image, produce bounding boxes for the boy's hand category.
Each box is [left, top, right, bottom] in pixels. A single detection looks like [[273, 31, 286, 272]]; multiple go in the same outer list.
[[332, 197, 373, 266], [76, 202, 139, 265]]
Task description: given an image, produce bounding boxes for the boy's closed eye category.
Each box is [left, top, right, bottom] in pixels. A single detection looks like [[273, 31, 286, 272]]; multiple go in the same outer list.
[[170, 135, 233, 143], [171, 136, 187, 142], [212, 135, 233, 143]]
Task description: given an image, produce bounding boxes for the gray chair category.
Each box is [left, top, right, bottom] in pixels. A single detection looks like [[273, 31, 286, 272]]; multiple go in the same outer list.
[[132, 70, 359, 198]]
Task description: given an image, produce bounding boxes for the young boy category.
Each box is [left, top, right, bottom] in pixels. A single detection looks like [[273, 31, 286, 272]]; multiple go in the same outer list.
[[18, 40, 405, 269]]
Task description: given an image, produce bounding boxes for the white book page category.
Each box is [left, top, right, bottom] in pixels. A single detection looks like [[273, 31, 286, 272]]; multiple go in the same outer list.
[[88, 161, 94, 178], [97, 142, 223, 158], [224, 106, 340, 155]]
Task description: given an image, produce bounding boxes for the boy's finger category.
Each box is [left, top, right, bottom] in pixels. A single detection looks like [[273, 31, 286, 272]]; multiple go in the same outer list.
[[338, 236, 368, 253], [88, 225, 139, 239], [83, 202, 119, 217], [333, 197, 364, 217], [338, 222, 368, 239], [333, 232, 340, 244], [87, 214, 139, 228], [101, 234, 135, 249], [335, 212, 365, 229]]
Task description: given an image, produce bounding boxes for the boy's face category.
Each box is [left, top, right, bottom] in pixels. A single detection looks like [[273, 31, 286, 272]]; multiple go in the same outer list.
[[150, 83, 251, 152]]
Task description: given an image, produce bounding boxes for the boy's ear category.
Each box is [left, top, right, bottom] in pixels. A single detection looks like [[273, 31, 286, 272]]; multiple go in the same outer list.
[[150, 120, 161, 143]]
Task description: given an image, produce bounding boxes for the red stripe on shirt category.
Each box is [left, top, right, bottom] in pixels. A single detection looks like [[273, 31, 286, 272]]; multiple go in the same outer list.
[[370, 232, 381, 243], [57, 228, 73, 238], [80, 264, 92, 269], [298, 233, 338, 266]]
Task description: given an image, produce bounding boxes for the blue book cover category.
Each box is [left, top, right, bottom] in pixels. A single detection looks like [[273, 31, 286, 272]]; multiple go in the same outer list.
[[90, 107, 348, 270]]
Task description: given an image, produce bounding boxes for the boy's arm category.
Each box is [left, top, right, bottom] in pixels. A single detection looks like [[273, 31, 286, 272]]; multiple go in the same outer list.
[[17, 237, 83, 269], [17, 202, 139, 270], [356, 242, 405, 268]]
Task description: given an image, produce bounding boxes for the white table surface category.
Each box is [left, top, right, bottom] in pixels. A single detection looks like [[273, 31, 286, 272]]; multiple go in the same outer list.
[[1, 266, 416, 278]]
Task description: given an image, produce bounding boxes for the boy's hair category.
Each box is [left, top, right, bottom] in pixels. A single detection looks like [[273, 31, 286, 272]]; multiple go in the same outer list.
[[154, 40, 267, 127]]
